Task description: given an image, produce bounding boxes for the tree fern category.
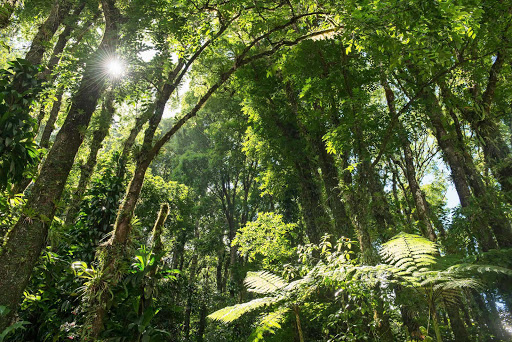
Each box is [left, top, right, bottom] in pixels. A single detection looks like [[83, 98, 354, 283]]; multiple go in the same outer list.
[[245, 271, 287, 294], [249, 307, 290, 342], [380, 233, 438, 275], [443, 264, 512, 277], [208, 297, 278, 323]]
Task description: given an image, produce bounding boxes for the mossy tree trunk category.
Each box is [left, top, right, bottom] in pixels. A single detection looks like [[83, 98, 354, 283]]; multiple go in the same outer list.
[[25, 0, 73, 66], [0, 0, 120, 330]]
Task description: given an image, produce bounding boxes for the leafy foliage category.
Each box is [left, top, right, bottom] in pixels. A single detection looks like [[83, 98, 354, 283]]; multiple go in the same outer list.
[[0, 59, 41, 189]]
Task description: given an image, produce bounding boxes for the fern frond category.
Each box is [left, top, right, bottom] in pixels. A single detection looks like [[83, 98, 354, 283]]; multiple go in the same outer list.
[[245, 271, 288, 294], [208, 297, 277, 323], [444, 264, 512, 277], [434, 278, 482, 291], [249, 307, 290, 342], [432, 278, 482, 305], [380, 233, 438, 275]]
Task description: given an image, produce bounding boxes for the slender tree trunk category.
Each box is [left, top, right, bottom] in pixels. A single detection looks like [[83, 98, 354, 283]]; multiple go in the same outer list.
[[461, 52, 512, 201], [216, 250, 225, 293], [35, 1, 88, 131], [39, 90, 64, 149], [295, 159, 330, 244], [381, 77, 436, 240], [35, 5, 94, 132], [64, 93, 115, 225], [431, 307, 443, 342], [25, 0, 73, 66], [135, 203, 170, 342], [0, 0, 120, 330], [293, 305, 305, 342], [184, 222, 200, 340], [402, 139, 437, 241], [197, 302, 207, 342]]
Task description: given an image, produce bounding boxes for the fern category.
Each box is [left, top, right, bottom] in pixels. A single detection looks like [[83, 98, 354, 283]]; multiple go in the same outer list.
[[245, 271, 287, 294], [380, 233, 438, 275], [208, 297, 278, 323], [443, 264, 512, 277], [249, 307, 290, 342]]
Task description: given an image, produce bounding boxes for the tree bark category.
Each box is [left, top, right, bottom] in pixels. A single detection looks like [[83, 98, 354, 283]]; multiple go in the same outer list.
[[445, 304, 469, 341], [422, 89, 497, 251], [381, 77, 436, 241], [25, 0, 73, 66], [39, 89, 64, 149], [464, 52, 512, 201], [0, 0, 120, 330], [184, 222, 200, 340], [35, 5, 95, 132], [197, 301, 207, 342]]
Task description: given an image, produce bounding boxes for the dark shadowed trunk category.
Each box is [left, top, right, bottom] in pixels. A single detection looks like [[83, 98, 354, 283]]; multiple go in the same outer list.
[[445, 304, 469, 341]]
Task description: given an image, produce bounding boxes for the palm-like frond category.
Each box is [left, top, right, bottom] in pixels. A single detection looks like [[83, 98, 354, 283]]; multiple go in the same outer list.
[[249, 307, 290, 342], [380, 233, 438, 275], [444, 264, 512, 277], [433, 278, 482, 306], [245, 271, 288, 294], [208, 297, 277, 323]]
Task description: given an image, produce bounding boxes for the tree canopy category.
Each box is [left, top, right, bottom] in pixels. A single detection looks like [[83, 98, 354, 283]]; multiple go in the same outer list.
[[0, 0, 511, 341]]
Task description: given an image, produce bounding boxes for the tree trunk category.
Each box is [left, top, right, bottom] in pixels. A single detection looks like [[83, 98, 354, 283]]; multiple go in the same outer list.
[[184, 222, 200, 340], [445, 304, 469, 341], [438, 81, 512, 248], [0, 0, 120, 330], [197, 302, 207, 342], [39, 90, 64, 149], [311, 131, 354, 237], [432, 307, 443, 342], [135, 203, 170, 341], [35, 3, 94, 132], [277, 84, 332, 244], [423, 90, 497, 251], [462, 52, 512, 201], [64, 93, 115, 225], [293, 305, 305, 342], [25, 0, 73, 66], [216, 250, 225, 293], [381, 76, 436, 241]]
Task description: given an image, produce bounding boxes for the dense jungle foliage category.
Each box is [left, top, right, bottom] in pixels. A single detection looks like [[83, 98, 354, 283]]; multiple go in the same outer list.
[[1, 0, 512, 341]]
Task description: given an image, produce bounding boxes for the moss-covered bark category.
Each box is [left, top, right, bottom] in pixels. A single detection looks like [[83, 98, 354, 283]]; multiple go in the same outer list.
[[0, 0, 120, 330]]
